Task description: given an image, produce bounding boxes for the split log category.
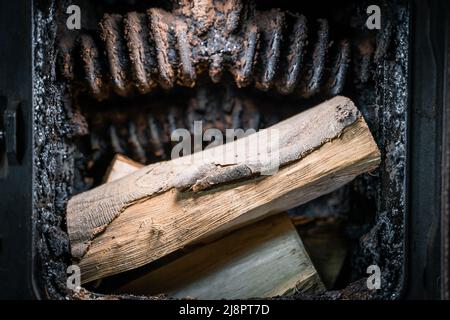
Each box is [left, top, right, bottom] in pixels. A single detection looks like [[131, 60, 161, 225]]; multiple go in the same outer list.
[[294, 217, 349, 289], [117, 213, 325, 298], [103, 154, 144, 183], [67, 96, 381, 283], [105, 155, 325, 298]]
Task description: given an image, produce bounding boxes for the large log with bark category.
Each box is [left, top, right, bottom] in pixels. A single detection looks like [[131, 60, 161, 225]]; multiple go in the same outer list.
[[66, 96, 381, 283], [104, 154, 325, 298]]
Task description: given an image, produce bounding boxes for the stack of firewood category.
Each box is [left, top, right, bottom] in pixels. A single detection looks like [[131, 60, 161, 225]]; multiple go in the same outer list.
[[66, 96, 380, 298]]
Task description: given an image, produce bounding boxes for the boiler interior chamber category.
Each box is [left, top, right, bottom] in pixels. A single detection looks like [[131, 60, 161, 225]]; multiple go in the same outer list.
[[33, 0, 409, 299]]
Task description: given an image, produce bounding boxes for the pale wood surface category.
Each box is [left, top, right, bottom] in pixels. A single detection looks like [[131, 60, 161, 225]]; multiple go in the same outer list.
[[104, 155, 324, 298], [117, 214, 325, 298], [67, 96, 380, 283], [104, 154, 144, 183], [67, 96, 362, 259]]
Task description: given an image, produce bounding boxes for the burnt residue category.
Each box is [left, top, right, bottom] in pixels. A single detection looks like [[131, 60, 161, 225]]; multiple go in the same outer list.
[[58, 0, 390, 101], [85, 85, 263, 166], [371, 2, 409, 299], [286, 0, 409, 300], [34, 0, 74, 299], [33, 0, 409, 300]]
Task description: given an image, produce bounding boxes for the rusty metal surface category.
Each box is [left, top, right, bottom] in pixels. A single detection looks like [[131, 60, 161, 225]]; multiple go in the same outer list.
[[59, 0, 391, 101]]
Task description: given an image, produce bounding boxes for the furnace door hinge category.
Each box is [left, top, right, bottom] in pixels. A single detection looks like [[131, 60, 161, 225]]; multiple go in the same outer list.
[[0, 96, 20, 168]]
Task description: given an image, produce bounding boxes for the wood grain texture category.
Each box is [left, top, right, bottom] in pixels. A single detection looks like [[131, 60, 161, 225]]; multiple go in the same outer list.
[[66, 96, 380, 283], [104, 154, 144, 183], [103, 154, 324, 298], [117, 214, 325, 298], [67, 96, 361, 259]]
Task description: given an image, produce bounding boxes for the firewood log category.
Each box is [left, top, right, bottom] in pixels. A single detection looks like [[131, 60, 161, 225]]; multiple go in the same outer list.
[[66, 96, 380, 283], [104, 155, 325, 298]]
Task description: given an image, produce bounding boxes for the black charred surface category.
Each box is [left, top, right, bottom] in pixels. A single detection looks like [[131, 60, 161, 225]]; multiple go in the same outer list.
[[371, 1, 409, 299], [34, 0, 74, 299], [33, 0, 409, 300]]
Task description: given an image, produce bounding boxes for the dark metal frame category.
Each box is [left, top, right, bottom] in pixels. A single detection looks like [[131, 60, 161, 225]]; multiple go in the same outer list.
[[407, 0, 449, 299], [0, 0, 37, 299]]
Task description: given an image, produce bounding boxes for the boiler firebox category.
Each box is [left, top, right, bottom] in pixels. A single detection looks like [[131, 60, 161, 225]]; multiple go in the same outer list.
[[0, 0, 449, 300]]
